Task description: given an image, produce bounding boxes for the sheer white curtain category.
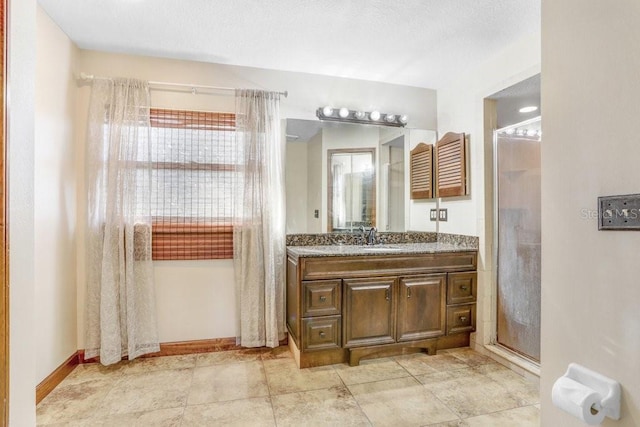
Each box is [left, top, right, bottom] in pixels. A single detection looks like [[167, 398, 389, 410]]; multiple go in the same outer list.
[[234, 89, 286, 348], [85, 78, 160, 365]]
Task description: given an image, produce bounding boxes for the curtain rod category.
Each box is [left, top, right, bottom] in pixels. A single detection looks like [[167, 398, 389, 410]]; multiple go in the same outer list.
[[78, 72, 288, 98]]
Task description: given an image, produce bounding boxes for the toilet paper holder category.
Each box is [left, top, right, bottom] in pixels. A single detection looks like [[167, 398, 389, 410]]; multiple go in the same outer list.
[[557, 363, 621, 421]]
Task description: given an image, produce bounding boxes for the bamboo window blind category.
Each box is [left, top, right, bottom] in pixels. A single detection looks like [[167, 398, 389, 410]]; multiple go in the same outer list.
[[148, 109, 236, 260]]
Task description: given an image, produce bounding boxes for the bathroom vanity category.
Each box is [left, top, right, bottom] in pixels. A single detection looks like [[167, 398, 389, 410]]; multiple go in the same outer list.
[[286, 238, 478, 368]]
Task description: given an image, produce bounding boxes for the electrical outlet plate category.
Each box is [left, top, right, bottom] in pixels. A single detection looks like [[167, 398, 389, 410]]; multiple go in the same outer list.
[[439, 208, 448, 222], [430, 209, 437, 221], [598, 194, 640, 230]]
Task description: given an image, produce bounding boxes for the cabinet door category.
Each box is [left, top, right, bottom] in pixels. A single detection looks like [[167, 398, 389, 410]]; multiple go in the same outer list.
[[397, 274, 446, 341], [343, 277, 396, 348]]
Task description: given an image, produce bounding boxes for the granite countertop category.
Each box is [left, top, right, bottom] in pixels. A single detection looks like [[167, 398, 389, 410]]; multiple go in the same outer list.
[[286, 242, 478, 259]]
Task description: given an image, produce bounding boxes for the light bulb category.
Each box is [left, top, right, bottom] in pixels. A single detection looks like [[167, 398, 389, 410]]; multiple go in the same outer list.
[[385, 114, 396, 123], [519, 106, 538, 113], [527, 129, 537, 137], [516, 129, 525, 136], [355, 111, 366, 120], [370, 111, 381, 121], [398, 115, 408, 124], [322, 106, 333, 117], [505, 128, 515, 135], [338, 107, 350, 118]]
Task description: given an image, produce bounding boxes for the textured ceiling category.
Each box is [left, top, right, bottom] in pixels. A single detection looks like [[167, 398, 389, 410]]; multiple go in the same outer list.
[[38, 0, 540, 89], [489, 74, 541, 128]]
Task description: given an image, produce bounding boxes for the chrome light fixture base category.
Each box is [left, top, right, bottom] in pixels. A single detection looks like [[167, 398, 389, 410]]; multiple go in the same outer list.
[[316, 107, 407, 127]]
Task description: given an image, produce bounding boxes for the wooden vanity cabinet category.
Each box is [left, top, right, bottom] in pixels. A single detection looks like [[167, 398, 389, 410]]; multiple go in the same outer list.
[[397, 274, 446, 342], [286, 251, 477, 368], [343, 277, 397, 348]]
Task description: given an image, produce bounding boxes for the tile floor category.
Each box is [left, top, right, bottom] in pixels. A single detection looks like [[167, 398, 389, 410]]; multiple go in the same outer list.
[[36, 347, 540, 426]]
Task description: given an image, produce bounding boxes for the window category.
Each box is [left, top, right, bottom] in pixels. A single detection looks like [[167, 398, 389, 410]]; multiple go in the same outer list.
[[146, 109, 237, 260]]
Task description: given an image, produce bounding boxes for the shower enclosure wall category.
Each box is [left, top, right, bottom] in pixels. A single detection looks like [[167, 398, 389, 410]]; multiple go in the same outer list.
[[494, 117, 541, 362]]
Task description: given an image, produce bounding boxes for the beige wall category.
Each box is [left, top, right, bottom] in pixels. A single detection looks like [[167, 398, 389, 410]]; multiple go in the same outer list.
[[436, 34, 540, 353], [74, 49, 438, 346], [285, 142, 309, 234], [35, 7, 79, 384], [541, 0, 640, 425], [9, 0, 37, 424], [306, 133, 323, 233]]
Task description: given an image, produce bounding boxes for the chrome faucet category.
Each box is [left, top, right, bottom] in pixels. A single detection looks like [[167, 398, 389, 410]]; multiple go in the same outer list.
[[366, 227, 377, 245]]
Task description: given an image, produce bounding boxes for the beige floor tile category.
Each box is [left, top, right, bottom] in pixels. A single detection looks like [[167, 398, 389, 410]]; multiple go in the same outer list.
[[444, 348, 494, 367], [423, 422, 464, 427], [188, 361, 269, 405], [183, 397, 276, 427], [271, 385, 371, 427], [472, 364, 540, 406], [459, 405, 540, 426], [196, 349, 264, 366], [264, 358, 343, 395], [416, 368, 520, 419], [333, 358, 410, 386], [394, 353, 441, 376], [261, 345, 293, 360], [41, 407, 185, 427], [349, 376, 459, 426], [403, 353, 469, 373], [122, 354, 197, 374], [101, 368, 193, 415], [36, 378, 114, 425], [60, 363, 126, 386]]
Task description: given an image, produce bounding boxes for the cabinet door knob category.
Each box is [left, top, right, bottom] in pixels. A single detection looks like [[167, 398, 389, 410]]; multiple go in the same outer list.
[[385, 289, 390, 301], [407, 288, 412, 298], [459, 316, 468, 323], [461, 285, 468, 291], [319, 296, 327, 302], [319, 331, 326, 338]]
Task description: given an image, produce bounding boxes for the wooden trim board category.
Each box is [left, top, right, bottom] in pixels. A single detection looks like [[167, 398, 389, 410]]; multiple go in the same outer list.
[[0, 0, 8, 422], [35, 352, 79, 404], [78, 336, 288, 363]]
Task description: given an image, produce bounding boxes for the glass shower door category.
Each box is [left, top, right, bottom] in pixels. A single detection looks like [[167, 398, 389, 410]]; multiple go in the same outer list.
[[495, 117, 541, 362]]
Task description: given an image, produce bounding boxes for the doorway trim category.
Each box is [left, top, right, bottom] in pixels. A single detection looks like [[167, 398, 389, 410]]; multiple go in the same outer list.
[[0, 0, 8, 422]]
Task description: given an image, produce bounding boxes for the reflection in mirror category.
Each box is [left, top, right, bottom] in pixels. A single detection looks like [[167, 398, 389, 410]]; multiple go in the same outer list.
[[328, 149, 375, 232], [285, 119, 436, 234]]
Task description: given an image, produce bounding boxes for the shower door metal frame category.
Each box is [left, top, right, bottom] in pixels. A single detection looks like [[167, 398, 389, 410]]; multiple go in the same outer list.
[[492, 116, 541, 363]]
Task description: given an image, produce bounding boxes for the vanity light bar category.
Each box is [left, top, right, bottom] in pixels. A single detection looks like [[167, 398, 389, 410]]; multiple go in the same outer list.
[[316, 106, 408, 127]]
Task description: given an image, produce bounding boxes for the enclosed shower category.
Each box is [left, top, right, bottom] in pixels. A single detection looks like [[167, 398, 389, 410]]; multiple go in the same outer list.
[[494, 117, 541, 362]]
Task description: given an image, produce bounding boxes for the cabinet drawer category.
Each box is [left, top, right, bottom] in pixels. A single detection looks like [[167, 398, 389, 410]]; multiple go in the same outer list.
[[446, 304, 476, 335], [302, 280, 341, 317], [302, 316, 341, 351], [447, 272, 477, 305]]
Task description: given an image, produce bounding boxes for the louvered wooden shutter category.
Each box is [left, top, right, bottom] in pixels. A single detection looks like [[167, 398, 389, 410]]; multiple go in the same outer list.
[[435, 132, 467, 197], [410, 143, 433, 199]]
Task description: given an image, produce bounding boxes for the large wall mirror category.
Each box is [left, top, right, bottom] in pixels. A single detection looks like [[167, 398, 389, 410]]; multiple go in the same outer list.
[[285, 119, 436, 234]]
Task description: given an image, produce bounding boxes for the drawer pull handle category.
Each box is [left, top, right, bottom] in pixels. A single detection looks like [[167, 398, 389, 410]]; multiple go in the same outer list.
[[460, 285, 468, 291], [385, 289, 390, 301], [407, 288, 412, 298], [319, 331, 326, 338], [319, 296, 327, 302], [459, 316, 468, 323]]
